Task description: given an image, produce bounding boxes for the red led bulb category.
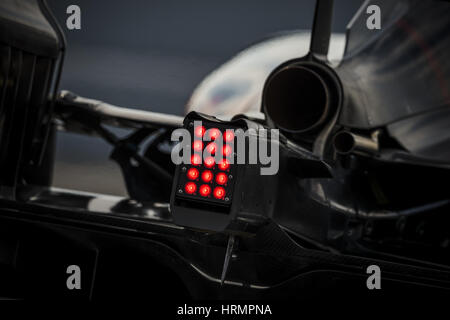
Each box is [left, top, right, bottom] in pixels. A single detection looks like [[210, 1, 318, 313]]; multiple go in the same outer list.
[[207, 128, 221, 141], [187, 168, 199, 180], [199, 184, 211, 197], [194, 125, 205, 138], [191, 154, 202, 165], [218, 159, 230, 170], [215, 172, 228, 185], [201, 170, 213, 183], [193, 140, 203, 152], [223, 144, 232, 157], [224, 130, 235, 142], [213, 187, 226, 199], [204, 156, 215, 168], [185, 182, 197, 194]]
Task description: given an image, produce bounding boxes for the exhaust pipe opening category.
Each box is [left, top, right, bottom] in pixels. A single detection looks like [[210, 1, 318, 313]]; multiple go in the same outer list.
[[333, 131, 355, 154], [264, 66, 330, 133], [333, 131, 379, 155]]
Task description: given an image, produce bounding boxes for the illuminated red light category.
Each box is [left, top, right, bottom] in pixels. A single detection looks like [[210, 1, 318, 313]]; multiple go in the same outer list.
[[191, 154, 202, 165], [208, 128, 221, 141], [205, 142, 217, 155], [215, 172, 228, 185], [194, 125, 206, 138], [224, 130, 235, 142], [179, 121, 237, 203], [199, 184, 211, 197], [218, 159, 230, 170], [201, 170, 213, 183], [187, 168, 199, 180], [204, 156, 215, 168], [223, 144, 232, 157], [185, 182, 197, 194], [213, 187, 226, 199], [193, 140, 203, 152]]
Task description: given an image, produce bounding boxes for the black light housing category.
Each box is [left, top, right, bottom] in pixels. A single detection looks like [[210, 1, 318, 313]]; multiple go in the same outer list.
[[170, 112, 332, 233], [174, 119, 239, 208], [170, 112, 248, 232]]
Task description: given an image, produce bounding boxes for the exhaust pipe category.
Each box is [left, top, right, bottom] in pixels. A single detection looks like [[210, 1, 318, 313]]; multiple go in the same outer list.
[[263, 66, 331, 134], [333, 131, 379, 155]]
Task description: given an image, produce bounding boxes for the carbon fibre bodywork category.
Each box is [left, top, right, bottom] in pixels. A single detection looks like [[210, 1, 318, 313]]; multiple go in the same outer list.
[[0, 0, 449, 301]]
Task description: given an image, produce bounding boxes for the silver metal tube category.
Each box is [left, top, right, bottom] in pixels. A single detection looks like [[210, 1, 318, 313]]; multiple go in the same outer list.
[[58, 90, 184, 128], [333, 131, 379, 155]]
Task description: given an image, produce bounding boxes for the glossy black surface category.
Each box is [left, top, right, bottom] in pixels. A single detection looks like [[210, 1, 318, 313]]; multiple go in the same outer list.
[[0, 185, 449, 300], [337, 0, 450, 137]]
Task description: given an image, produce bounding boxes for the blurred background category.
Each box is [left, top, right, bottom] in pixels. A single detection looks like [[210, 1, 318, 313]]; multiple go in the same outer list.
[[47, 0, 364, 195]]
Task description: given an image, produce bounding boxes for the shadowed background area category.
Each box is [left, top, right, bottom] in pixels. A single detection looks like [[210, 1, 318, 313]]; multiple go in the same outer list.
[[47, 0, 363, 195]]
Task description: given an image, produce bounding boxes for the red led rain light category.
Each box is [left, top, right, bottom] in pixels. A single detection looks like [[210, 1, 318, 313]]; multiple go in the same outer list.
[[174, 117, 239, 210]]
